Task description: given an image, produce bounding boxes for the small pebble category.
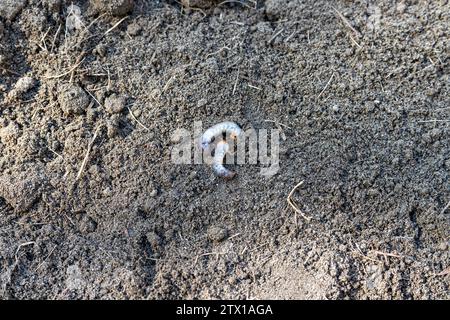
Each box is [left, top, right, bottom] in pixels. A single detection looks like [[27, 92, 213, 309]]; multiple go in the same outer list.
[[58, 84, 90, 116], [105, 94, 126, 114], [127, 21, 142, 36], [207, 226, 228, 242]]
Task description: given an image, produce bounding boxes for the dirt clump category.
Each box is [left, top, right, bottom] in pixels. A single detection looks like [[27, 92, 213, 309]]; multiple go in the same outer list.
[[207, 226, 228, 243], [0, 168, 47, 212], [104, 94, 126, 114], [58, 84, 90, 116], [0, 122, 20, 147], [6, 76, 36, 101]]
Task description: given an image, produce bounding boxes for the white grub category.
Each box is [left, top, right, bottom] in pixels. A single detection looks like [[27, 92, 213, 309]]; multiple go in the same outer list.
[[212, 140, 235, 180], [200, 121, 242, 150]]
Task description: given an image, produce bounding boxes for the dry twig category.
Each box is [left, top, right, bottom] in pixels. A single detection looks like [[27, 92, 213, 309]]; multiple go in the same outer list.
[[287, 181, 311, 224], [76, 125, 102, 180]]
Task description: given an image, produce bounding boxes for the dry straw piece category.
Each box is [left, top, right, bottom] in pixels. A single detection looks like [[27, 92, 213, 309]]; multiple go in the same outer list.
[[287, 181, 311, 224]]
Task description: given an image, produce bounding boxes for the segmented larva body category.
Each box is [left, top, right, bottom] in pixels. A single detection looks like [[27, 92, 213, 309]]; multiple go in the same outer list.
[[212, 140, 236, 179], [200, 121, 242, 150]]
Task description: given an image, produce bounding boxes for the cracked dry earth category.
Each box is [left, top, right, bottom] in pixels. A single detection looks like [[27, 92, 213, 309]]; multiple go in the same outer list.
[[0, 0, 449, 299]]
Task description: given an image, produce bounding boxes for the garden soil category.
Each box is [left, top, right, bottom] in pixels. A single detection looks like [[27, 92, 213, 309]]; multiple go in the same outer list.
[[0, 0, 449, 299]]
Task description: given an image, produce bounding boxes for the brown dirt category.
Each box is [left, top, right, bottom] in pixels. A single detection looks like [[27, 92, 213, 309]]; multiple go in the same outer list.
[[0, 0, 449, 299]]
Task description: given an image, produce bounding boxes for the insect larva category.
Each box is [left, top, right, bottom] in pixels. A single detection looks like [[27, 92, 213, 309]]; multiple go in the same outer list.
[[200, 121, 242, 150], [212, 140, 236, 180]]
